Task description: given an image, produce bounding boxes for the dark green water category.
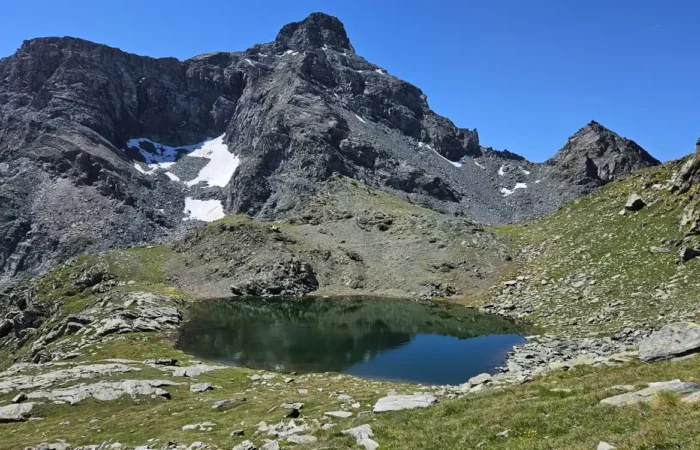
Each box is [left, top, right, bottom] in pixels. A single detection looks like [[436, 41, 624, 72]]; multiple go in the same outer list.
[[176, 297, 527, 385]]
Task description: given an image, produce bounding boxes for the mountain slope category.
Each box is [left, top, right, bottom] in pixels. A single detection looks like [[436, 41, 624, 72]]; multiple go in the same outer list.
[[0, 13, 659, 282]]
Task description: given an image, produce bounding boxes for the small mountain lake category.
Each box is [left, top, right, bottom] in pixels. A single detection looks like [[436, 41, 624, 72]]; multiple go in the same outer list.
[[176, 297, 527, 385]]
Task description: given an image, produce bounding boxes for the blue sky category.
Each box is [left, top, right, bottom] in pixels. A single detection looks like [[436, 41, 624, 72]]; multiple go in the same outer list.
[[1, 0, 698, 162]]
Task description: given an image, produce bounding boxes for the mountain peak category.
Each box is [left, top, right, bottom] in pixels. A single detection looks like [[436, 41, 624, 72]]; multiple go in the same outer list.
[[546, 121, 660, 185], [275, 12, 353, 52]]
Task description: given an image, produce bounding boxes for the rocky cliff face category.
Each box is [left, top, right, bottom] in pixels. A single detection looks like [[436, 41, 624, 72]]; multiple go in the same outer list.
[[0, 13, 659, 282]]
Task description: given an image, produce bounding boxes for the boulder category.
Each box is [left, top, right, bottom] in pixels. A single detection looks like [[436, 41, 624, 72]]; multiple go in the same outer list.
[[639, 322, 700, 362], [468, 373, 492, 387], [0, 402, 33, 422], [373, 393, 437, 412], [679, 247, 700, 262], [624, 193, 646, 211], [324, 411, 352, 418], [598, 442, 616, 450]]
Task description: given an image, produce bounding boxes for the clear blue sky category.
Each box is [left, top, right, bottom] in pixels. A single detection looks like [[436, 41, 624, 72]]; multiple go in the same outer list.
[[1, 0, 698, 162]]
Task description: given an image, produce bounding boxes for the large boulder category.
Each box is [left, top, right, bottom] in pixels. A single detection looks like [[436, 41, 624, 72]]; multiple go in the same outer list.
[[638, 322, 700, 362], [0, 402, 33, 422], [373, 393, 436, 412]]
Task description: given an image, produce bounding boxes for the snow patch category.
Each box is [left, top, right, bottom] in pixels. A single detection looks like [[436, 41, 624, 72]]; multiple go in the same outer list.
[[125, 134, 239, 188], [354, 114, 367, 124], [375, 69, 386, 75], [500, 183, 528, 197], [498, 165, 506, 176], [283, 50, 294, 56], [420, 142, 463, 168], [165, 172, 181, 182], [520, 168, 531, 175], [183, 198, 225, 222], [535, 179, 542, 184], [245, 58, 255, 67], [321, 44, 328, 50], [185, 135, 240, 188], [474, 160, 486, 169], [257, 53, 268, 57]]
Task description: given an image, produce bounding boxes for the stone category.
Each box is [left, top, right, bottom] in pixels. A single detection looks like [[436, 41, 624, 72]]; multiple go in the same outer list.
[[600, 380, 699, 406], [190, 383, 214, 393], [11, 392, 27, 403], [639, 322, 700, 362], [165, 364, 223, 378], [285, 435, 317, 444], [0, 402, 33, 422], [373, 393, 437, 412], [342, 424, 379, 450], [281, 402, 304, 410], [624, 193, 646, 211], [324, 410, 352, 418], [212, 397, 246, 410], [248, 375, 262, 382], [649, 246, 671, 254], [260, 441, 280, 450], [497, 430, 509, 438], [230, 429, 245, 436], [182, 421, 216, 431], [598, 442, 616, 450], [232, 440, 256, 450], [468, 373, 492, 387], [337, 393, 354, 401]]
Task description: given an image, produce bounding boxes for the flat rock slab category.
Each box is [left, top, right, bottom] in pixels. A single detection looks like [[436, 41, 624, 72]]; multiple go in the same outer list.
[[324, 410, 352, 418], [212, 397, 246, 410], [285, 435, 317, 444], [161, 365, 224, 378], [373, 393, 437, 412], [600, 380, 699, 406], [190, 382, 214, 393], [27, 379, 177, 405], [639, 322, 700, 362], [342, 424, 379, 450], [0, 363, 138, 394], [0, 402, 34, 422]]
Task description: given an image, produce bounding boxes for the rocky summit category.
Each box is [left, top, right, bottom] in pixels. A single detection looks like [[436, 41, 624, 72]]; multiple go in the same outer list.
[[0, 12, 659, 282]]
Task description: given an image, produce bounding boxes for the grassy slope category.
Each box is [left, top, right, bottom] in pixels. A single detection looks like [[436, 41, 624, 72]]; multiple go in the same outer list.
[[484, 159, 700, 334], [5, 168, 700, 448]]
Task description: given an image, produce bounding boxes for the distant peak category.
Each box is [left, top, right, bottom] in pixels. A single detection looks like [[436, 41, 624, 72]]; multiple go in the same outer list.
[[275, 12, 354, 52]]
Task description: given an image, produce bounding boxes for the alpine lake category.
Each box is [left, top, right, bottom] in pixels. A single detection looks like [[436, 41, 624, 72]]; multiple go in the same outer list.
[[177, 297, 528, 386]]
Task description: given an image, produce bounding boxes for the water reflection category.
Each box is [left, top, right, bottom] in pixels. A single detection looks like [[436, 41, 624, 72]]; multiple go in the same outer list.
[[177, 297, 527, 385]]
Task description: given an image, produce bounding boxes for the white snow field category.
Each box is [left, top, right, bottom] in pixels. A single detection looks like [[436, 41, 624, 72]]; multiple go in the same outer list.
[[183, 197, 225, 222]]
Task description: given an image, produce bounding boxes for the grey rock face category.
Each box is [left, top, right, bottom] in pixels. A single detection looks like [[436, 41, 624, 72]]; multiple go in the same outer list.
[[373, 393, 437, 412], [638, 322, 700, 362], [0, 14, 659, 282]]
